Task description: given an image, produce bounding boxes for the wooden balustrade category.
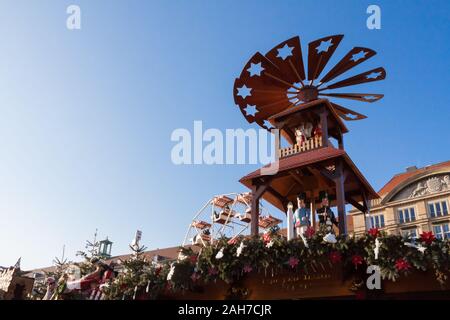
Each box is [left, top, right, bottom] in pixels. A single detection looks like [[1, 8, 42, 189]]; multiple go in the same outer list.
[[278, 136, 323, 158]]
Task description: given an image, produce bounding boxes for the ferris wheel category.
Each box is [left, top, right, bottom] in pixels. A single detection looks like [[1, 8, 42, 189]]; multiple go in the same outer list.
[[182, 192, 283, 247]]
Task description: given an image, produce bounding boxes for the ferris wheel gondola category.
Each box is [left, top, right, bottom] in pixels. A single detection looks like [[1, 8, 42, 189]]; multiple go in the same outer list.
[[182, 192, 283, 247]]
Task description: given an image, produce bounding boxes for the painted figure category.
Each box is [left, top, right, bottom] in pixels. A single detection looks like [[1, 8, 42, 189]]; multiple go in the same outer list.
[[295, 128, 305, 146], [300, 122, 314, 139], [313, 123, 322, 139], [293, 192, 310, 235], [316, 191, 338, 243]]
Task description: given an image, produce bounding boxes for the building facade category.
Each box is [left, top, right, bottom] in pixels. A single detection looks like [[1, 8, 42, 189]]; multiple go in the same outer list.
[[350, 161, 450, 239]]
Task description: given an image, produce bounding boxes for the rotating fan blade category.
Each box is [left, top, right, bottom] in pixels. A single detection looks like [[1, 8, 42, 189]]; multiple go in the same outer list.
[[307, 35, 344, 82], [319, 47, 376, 84], [320, 67, 386, 90], [330, 102, 367, 121], [265, 36, 306, 84], [319, 93, 384, 103], [234, 77, 292, 124]]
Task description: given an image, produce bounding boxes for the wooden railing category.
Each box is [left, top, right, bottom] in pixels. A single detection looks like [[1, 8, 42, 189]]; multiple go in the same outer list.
[[278, 136, 323, 158]]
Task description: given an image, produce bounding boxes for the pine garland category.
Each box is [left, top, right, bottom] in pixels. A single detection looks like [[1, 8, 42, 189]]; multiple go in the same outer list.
[[97, 229, 450, 299]]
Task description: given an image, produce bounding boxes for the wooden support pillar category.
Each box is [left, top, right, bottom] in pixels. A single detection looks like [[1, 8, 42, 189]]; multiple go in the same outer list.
[[334, 160, 347, 236], [250, 180, 270, 236], [251, 185, 260, 236], [338, 130, 344, 150], [311, 199, 317, 231], [319, 109, 329, 147], [362, 191, 371, 231]]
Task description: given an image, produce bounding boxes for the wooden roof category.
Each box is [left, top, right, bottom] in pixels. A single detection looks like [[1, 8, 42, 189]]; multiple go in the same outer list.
[[240, 146, 378, 212]]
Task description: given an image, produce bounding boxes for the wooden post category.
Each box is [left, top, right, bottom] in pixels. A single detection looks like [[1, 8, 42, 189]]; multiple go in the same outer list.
[[362, 191, 371, 231], [319, 109, 329, 147], [311, 199, 316, 231], [334, 160, 347, 236], [251, 185, 260, 236], [338, 130, 344, 150], [250, 181, 270, 236]]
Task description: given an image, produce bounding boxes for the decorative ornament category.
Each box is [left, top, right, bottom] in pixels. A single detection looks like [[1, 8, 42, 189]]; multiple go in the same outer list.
[[351, 255, 364, 269], [305, 226, 315, 238], [236, 242, 246, 257], [329, 251, 342, 264], [266, 240, 274, 248], [323, 233, 337, 244], [243, 265, 253, 273], [191, 272, 201, 282], [228, 237, 238, 245], [215, 248, 224, 260], [262, 232, 271, 244], [208, 266, 219, 276], [374, 238, 381, 260], [419, 231, 435, 245], [288, 257, 299, 269], [177, 252, 188, 261], [404, 242, 427, 254], [189, 255, 198, 264], [132, 285, 138, 300], [167, 264, 176, 281], [395, 258, 411, 271], [301, 235, 309, 248]]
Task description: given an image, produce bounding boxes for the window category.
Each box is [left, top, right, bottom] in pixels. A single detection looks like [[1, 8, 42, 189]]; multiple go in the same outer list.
[[428, 200, 449, 218], [370, 215, 385, 228], [401, 228, 417, 239], [398, 207, 416, 224], [433, 223, 450, 240]]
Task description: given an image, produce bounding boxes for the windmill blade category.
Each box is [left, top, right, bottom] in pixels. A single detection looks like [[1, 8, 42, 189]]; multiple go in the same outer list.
[[238, 52, 289, 89], [265, 36, 306, 84], [330, 102, 367, 121], [307, 35, 344, 82], [319, 47, 376, 84], [319, 93, 384, 103], [320, 67, 386, 90]]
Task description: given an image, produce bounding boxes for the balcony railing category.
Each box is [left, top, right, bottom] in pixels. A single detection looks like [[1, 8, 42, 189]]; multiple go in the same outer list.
[[278, 136, 323, 158]]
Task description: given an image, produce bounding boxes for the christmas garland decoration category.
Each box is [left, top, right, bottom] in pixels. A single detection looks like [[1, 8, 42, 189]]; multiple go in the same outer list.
[[98, 228, 450, 299]]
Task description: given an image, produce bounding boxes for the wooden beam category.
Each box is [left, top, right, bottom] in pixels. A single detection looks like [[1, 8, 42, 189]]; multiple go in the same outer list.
[[266, 186, 288, 212], [347, 197, 366, 213], [319, 108, 329, 147], [250, 177, 273, 236], [289, 171, 306, 189], [334, 159, 347, 236]]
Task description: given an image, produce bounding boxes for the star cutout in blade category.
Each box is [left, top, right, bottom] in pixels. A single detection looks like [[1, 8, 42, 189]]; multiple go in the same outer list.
[[316, 39, 333, 53], [263, 120, 274, 129], [351, 50, 367, 62], [244, 104, 257, 116], [277, 44, 294, 60], [237, 85, 252, 98], [247, 62, 264, 77], [366, 72, 381, 79]]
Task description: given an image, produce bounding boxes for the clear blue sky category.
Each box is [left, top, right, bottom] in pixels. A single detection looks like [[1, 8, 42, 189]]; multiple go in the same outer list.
[[0, 0, 449, 270]]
